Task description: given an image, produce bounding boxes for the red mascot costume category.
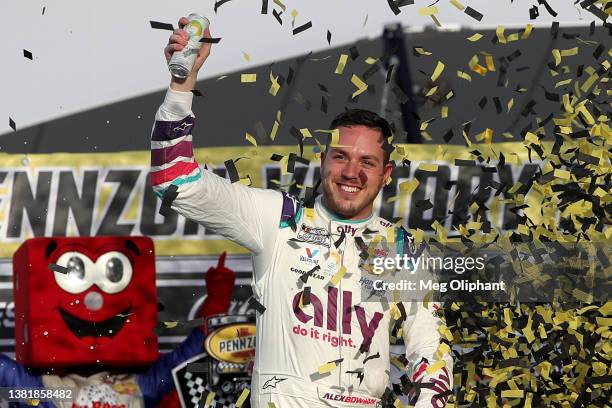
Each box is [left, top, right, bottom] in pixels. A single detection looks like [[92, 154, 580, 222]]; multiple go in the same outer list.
[[0, 236, 234, 408]]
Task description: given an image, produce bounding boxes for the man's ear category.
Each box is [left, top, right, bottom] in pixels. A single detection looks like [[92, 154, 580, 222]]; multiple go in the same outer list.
[[382, 162, 393, 184], [320, 150, 327, 171]]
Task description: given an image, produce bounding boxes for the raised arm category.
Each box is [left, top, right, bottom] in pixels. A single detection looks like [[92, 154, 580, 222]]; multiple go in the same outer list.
[[150, 17, 282, 257]]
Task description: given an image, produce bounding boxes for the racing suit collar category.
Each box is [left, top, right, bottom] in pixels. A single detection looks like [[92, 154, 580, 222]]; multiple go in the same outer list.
[[314, 196, 376, 235]]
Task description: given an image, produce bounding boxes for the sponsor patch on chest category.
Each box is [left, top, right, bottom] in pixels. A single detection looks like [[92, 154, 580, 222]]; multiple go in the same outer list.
[[297, 224, 331, 247]]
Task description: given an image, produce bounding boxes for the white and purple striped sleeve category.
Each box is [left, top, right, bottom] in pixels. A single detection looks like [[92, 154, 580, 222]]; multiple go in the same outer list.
[[150, 88, 201, 197]]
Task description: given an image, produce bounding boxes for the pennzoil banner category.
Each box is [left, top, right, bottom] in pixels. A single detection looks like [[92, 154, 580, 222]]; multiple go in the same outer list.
[[0, 143, 544, 258]]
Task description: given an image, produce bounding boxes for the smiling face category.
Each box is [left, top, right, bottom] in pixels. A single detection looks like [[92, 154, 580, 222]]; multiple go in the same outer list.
[[13, 236, 158, 368], [321, 125, 393, 220]]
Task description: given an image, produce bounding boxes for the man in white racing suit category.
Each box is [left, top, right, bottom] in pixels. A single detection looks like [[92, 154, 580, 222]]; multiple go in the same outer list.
[[150, 17, 453, 408]]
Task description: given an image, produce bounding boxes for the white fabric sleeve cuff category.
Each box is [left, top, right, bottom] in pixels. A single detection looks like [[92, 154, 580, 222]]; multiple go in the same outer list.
[[159, 87, 194, 119]]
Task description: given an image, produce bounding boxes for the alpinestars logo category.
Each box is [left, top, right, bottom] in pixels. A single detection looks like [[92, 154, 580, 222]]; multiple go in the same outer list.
[[262, 376, 286, 389], [172, 122, 192, 132]]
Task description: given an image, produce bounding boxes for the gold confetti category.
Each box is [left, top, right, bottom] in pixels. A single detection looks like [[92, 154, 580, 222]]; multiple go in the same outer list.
[[414, 47, 432, 56], [318, 361, 337, 374], [365, 57, 378, 64], [300, 128, 312, 138], [450, 0, 465, 10], [330, 266, 347, 286], [430, 14, 442, 27], [163, 321, 179, 328], [245, 132, 257, 147], [552, 49, 561, 66], [431, 61, 445, 81], [203, 391, 216, 408], [425, 86, 438, 96], [560, 47, 578, 57], [290, 9, 298, 27], [270, 119, 280, 142], [441, 105, 448, 118], [484, 128, 493, 144], [501, 390, 524, 398], [496, 25, 506, 44], [485, 55, 495, 71], [351, 74, 368, 98], [522, 24, 534, 39], [467, 33, 483, 42], [419, 163, 439, 172], [241, 73, 257, 83], [235, 388, 250, 407], [335, 54, 348, 74], [457, 70, 472, 81], [242, 51, 250, 61], [269, 72, 280, 96], [425, 360, 446, 374], [399, 179, 420, 194], [418, 6, 438, 16], [273, 0, 286, 11], [468, 55, 488, 76]]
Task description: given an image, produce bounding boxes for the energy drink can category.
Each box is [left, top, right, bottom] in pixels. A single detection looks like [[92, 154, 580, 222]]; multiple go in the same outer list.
[[168, 13, 210, 79]]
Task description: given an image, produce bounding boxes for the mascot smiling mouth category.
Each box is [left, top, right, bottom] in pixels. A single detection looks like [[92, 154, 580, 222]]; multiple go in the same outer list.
[[59, 307, 131, 338]]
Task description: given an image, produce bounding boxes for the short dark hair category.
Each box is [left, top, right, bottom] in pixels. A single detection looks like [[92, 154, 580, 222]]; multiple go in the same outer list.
[[328, 109, 393, 164]]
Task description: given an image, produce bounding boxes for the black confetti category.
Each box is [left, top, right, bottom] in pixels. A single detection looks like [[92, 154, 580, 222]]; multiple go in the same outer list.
[[23, 49, 33, 60], [521, 100, 536, 116], [272, 9, 283, 25], [478, 97, 488, 109], [199, 37, 222, 44], [42, 6, 46, 15], [349, 46, 360, 60], [49, 263, 71, 274], [506, 50, 522, 62], [159, 184, 178, 217], [455, 159, 476, 167], [326, 30, 332, 45], [321, 95, 329, 113], [9, 117, 16, 132], [538, 0, 558, 16], [334, 231, 346, 249], [386, 0, 402, 15], [443, 129, 454, 143], [385, 64, 395, 83], [191, 89, 203, 96], [587, 5, 608, 21], [593, 43, 604, 60], [464, 6, 483, 21], [529, 5, 539, 19], [300, 265, 321, 284], [493, 97, 502, 114], [551, 21, 559, 39], [248, 297, 266, 314], [261, 0, 268, 14], [224, 159, 240, 183], [149, 21, 174, 31], [293, 21, 312, 35], [302, 286, 311, 306], [214, 0, 233, 12], [363, 352, 381, 363], [544, 90, 560, 101]]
